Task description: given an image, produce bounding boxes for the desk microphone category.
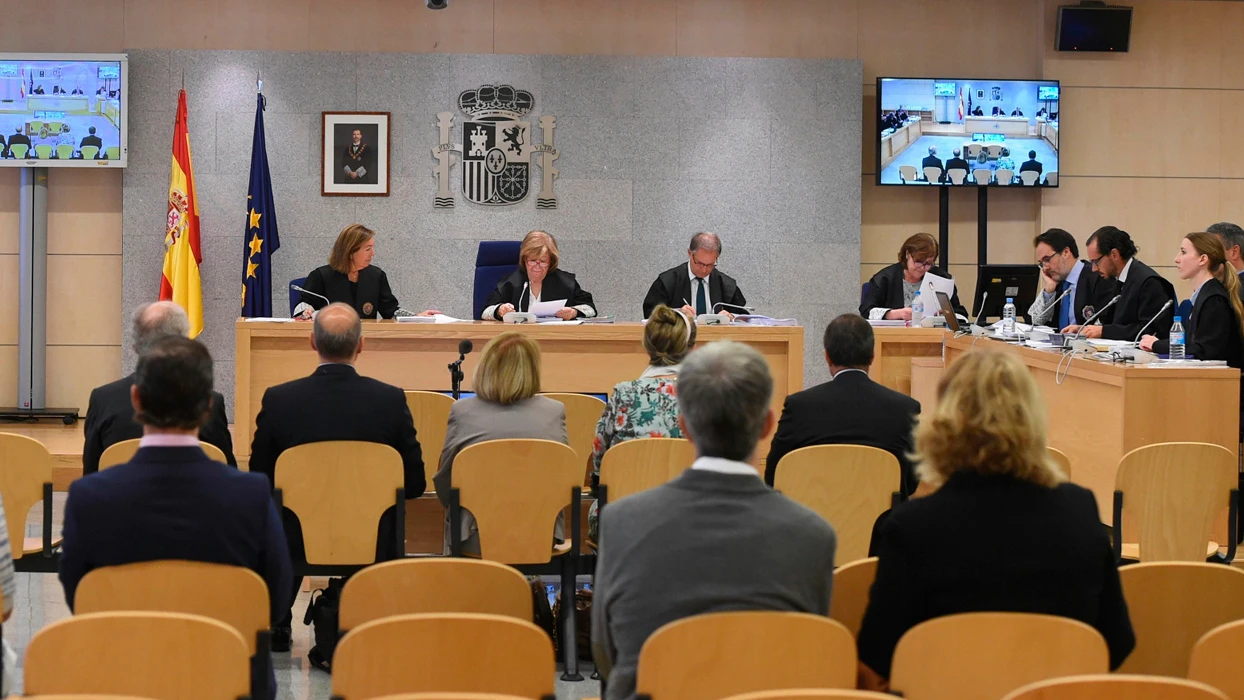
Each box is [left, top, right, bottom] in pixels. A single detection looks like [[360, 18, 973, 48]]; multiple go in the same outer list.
[[973, 291, 989, 327], [519, 281, 529, 313], [1069, 294, 1122, 350], [1132, 299, 1175, 343], [290, 284, 331, 317], [713, 302, 755, 314], [449, 339, 473, 400]]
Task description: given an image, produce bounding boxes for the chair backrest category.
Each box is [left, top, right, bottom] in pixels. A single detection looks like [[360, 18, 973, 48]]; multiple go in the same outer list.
[[452, 439, 581, 563], [637, 611, 856, 700], [1020, 170, 1040, 185], [889, 612, 1109, 700], [1118, 562, 1244, 676], [859, 282, 871, 305], [1115, 442, 1236, 562], [35, 144, 53, 159], [723, 692, 899, 700], [923, 166, 942, 183], [947, 168, 968, 184], [898, 165, 918, 183], [404, 391, 455, 491], [275, 441, 404, 565], [973, 168, 992, 185], [829, 557, 877, 638], [1047, 446, 1072, 479], [986, 144, 1003, 157], [10, 143, 29, 159], [370, 695, 536, 700], [105, 146, 120, 159], [332, 613, 555, 699], [80, 145, 98, 159], [339, 559, 531, 630], [1044, 171, 1058, 186], [996, 168, 1015, 184], [598, 437, 696, 503], [540, 392, 607, 484], [473, 241, 521, 320], [56, 143, 74, 159], [288, 276, 308, 316], [1178, 299, 1193, 320], [1002, 674, 1228, 700], [75, 560, 269, 655], [30, 120, 43, 132], [1190, 619, 1244, 699], [0, 432, 53, 561], [773, 445, 901, 565], [47, 121, 62, 133], [98, 438, 228, 470], [24, 611, 250, 700], [965, 143, 983, 157]]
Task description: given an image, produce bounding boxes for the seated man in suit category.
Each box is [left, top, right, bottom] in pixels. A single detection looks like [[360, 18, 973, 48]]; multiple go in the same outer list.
[[766, 315, 921, 494], [1208, 221, 1244, 293], [79, 126, 103, 152], [1063, 226, 1176, 340], [6, 127, 30, 157], [83, 302, 235, 474], [70, 87, 84, 95], [944, 148, 970, 181], [643, 231, 747, 319], [992, 106, 1003, 116], [972, 106, 984, 116], [1029, 227, 1118, 329], [249, 302, 424, 654], [1011, 107, 1024, 117], [592, 341, 837, 700], [52, 85, 64, 95], [921, 146, 944, 183], [1020, 150, 1043, 175], [59, 336, 292, 698]]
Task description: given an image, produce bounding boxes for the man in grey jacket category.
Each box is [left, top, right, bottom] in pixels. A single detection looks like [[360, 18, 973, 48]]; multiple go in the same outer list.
[[592, 341, 838, 700]]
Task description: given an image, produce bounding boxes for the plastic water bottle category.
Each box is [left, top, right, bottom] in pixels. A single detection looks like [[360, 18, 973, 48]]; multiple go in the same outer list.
[[1169, 316, 1185, 360], [911, 290, 924, 325], [1002, 297, 1017, 336]]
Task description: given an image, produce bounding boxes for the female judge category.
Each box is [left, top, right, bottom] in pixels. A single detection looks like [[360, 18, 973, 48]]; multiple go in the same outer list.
[[295, 223, 436, 320], [860, 232, 968, 321], [482, 230, 597, 320]]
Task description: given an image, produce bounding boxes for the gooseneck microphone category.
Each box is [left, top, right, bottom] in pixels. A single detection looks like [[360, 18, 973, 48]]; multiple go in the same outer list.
[[520, 282, 529, 313], [1073, 294, 1122, 341], [290, 284, 331, 318], [713, 302, 755, 314], [449, 339, 473, 399], [1133, 299, 1175, 343], [974, 291, 989, 327]]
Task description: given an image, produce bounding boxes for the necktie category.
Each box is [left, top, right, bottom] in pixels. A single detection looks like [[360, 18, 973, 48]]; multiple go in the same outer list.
[[1060, 282, 1073, 329], [696, 278, 707, 316]]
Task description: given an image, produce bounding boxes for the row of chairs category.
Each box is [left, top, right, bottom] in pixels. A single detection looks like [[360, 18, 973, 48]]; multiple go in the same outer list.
[[3, 144, 114, 159], [898, 165, 1057, 186]]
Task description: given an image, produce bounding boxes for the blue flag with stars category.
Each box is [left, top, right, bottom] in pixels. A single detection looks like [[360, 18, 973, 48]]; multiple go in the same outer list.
[[241, 92, 280, 317]]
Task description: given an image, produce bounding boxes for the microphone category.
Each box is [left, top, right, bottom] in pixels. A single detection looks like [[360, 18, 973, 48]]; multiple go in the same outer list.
[[1133, 299, 1175, 343], [1072, 294, 1122, 341], [713, 302, 755, 314], [291, 284, 330, 307], [974, 291, 989, 327], [458, 339, 473, 356], [520, 282, 529, 313], [449, 339, 473, 400]]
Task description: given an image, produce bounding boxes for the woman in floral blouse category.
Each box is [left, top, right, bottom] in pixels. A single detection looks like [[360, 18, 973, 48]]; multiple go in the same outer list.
[[589, 304, 697, 540]]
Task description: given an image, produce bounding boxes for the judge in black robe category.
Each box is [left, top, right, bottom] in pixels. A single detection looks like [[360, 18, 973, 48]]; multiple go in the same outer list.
[[643, 264, 746, 319], [482, 230, 596, 320]]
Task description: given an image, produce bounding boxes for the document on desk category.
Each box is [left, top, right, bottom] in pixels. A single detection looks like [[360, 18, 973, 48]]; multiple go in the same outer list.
[[868, 320, 908, 327], [396, 314, 466, 324], [529, 299, 567, 318], [536, 319, 583, 325], [919, 272, 956, 311], [244, 317, 295, 322]]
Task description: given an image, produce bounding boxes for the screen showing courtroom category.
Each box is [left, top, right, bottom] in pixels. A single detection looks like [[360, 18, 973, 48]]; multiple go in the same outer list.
[[0, 54, 126, 167]]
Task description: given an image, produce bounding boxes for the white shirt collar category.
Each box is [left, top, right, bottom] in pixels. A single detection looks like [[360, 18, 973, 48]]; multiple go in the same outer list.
[[640, 364, 680, 379], [1118, 257, 1135, 283], [139, 434, 202, 448], [831, 368, 869, 380], [691, 456, 760, 477]]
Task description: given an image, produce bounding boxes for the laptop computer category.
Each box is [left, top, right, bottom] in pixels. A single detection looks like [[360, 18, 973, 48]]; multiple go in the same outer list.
[[935, 291, 963, 332]]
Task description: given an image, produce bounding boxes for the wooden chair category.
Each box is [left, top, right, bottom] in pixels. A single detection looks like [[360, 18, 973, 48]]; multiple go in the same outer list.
[[1044, 171, 1058, 186], [24, 611, 250, 700], [541, 393, 607, 485], [724, 692, 897, 700], [597, 437, 696, 508], [946, 168, 968, 185], [80, 145, 99, 159], [898, 165, 918, 184], [829, 557, 877, 638], [9, 143, 29, 159], [972, 168, 992, 185], [56, 143, 74, 159], [1118, 562, 1244, 676], [339, 559, 531, 631], [98, 438, 228, 470], [0, 433, 58, 571], [1047, 446, 1072, 479], [986, 144, 1003, 159], [1113, 442, 1237, 563], [1020, 170, 1040, 186], [923, 166, 942, 184], [635, 611, 855, 700], [996, 168, 1016, 185], [773, 445, 901, 566], [889, 612, 1109, 700], [371, 695, 536, 700], [404, 391, 454, 492], [75, 560, 271, 700], [275, 441, 405, 572], [1189, 619, 1244, 699], [1002, 674, 1228, 700], [965, 143, 983, 158], [332, 613, 555, 700]]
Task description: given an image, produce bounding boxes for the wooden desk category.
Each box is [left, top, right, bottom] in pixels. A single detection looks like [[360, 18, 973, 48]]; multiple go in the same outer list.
[[235, 320, 805, 459], [964, 116, 1029, 136], [870, 327, 947, 395], [879, 119, 922, 168], [945, 336, 1240, 521]]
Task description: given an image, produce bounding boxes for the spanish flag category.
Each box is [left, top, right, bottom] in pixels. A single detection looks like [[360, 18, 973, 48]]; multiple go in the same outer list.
[[159, 89, 204, 338]]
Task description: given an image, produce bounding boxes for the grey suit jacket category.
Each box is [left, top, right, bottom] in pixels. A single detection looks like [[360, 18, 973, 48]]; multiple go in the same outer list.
[[433, 395, 568, 552]]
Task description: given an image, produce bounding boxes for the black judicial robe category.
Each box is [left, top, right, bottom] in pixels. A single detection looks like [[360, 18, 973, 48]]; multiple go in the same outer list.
[[642, 264, 747, 318], [1152, 277, 1244, 432], [300, 264, 399, 319], [861, 262, 968, 319], [485, 268, 596, 319], [1099, 259, 1176, 341]]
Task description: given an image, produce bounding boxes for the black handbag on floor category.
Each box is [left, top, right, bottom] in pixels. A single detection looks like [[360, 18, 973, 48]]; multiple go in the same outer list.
[[304, 577, 345, 672]]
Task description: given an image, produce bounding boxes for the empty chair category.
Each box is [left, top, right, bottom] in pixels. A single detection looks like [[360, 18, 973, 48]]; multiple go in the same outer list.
[[56, 144, 74, 159], [636, 611, 856, 700], [404, 391, 455, 491], [0, 432, 58, 563], [1118, 562, 1244, 676], [773, 445, 901, 565], [1190, 619, 1244, 699], [995, 168, 1015, 185], [725, 692, 899, 700], [46, 122, 61, 134], [889, 612, 1110, 700], [946, 168, 968, 185], [332, 613, 555, 699], [1002, 674, 1228, 700], [1044, 171, 1058, 186], [986, 144, 1003, 159], [1047, 446, 1072, 479], [541, 392, 607, 483], [339, 559, 531, 631], [898, 165, 918, 183], [98, 438, 227, 470], [105, 146, 120, 159], [80, 145, 99, 159], [972, 168, 992, 185], [923, 166, 942, 184], [1020, 170, 1040, 186], [597, 437, 696, 506], [829, 557, 877, 638], [29, 120, 43, 132], [965, 143, 983, 158]]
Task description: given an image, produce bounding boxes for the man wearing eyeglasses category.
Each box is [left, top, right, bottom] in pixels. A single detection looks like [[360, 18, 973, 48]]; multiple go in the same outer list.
[[1062, 226, 1176, 340], [643, 231, 748, 319], [1029, 228, 1117, 330]]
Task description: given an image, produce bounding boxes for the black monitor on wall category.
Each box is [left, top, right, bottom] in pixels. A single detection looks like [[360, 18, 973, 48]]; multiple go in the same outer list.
[[1056, 4, 1133, 52]]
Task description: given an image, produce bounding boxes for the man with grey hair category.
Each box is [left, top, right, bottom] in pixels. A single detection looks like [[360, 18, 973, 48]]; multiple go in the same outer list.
[[1208, 222, 1244, 297], [642, 231, 748, 319], [82, 301, 235, 475], [921, 145, 944, 183], [592, 341, 837, 700], [249, 302, 423, 657]]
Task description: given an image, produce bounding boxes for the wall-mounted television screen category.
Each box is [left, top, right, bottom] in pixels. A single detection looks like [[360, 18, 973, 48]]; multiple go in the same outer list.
[[876, 77, 1059, 187], [0, 53, 127, 168]]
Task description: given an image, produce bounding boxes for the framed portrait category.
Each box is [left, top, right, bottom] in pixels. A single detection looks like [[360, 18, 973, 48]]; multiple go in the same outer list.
[[321, 112, 390, 196]]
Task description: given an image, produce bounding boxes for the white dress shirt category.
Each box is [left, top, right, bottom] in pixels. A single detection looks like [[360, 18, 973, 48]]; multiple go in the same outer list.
[[690, 456, 760, 477], [138, 434, 202, 448], [688, 262, 712, 313]]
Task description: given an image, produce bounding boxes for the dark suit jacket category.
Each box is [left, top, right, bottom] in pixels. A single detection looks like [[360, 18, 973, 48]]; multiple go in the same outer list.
[[1011, 109, 1024, 116], [992, 107, 1003, 115], [857, 472, 1135, 678], [1066, 260, 1118, 326], [1100, 259, 1176, 341], [765, 371, 921, 495], [71, 89, 83, 95], [973, 107, 984, 116], [643, 264, 747, 318], [1153, 278, 1244, 365], [861, 262, 968, 319], [1020, 159, 1043, 174], [945, 157, 971, 175], [485, 268, 596, 319], [83, 374, 235, 475], [920, 155, 944, 182], [301, 264, 398, 319], [80, 134, 102, 150], [7, 133, 30, 157]]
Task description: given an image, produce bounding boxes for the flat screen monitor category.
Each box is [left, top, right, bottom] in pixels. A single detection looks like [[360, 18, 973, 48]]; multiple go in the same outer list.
[[1056, 5, 1133, 52], [0, 53, 127, 168], [933, 82, 956, 97], [972, 264, 1041, 324], [876, 77, 1060, 187]]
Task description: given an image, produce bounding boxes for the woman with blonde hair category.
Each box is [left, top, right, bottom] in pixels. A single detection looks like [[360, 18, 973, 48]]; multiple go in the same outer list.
[[1140, 232, 1244, 365], [432, 332, 568, 554], [295, 223, 437, 320], [482, 230, 597, 320], [856, 349, 1134, 688]]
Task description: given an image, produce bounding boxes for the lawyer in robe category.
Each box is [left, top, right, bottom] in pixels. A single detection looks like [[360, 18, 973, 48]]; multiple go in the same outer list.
[[296, 223, 436, 320], [861, 232, 968, 320], [483, 230, 597, 320], [643, 231, 747, 319], [1063, 226, 1175, 340]]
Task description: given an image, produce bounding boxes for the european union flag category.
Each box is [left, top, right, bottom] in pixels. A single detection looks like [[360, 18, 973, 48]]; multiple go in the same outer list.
[[241, 92, 280, 317]]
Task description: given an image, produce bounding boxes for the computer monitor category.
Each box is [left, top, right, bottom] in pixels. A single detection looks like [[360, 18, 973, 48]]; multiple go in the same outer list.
[[972, 264, 1040, 324]]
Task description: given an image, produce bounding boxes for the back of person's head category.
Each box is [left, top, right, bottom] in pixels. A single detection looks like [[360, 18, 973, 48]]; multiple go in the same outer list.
[[88, 126, 96, 134], [678, 341, 772, 462], [953, 148, 961, 157], [1088, 225, 1138, 259], [644, 305, 696, 367], [1033, 228, 1079, 258], [1208, 221, 1244, 254], [474, 332, 541, 405], [928, 146, 937, 156], [689, 231, 721, 254], [133, 336, 213, 430], [915, 350, 1063, 488], [132, 301, 190, 355], [313, 303, 362, 362], [976, 150, 988, 163], [1000, 147, 1010, 157], [898, 232, 939, 264], [1029, 150, 1037, 159], [823, 314, 875, 369]]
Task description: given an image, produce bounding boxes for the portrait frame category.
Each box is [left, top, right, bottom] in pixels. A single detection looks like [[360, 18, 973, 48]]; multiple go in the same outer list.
[[321, 111, 390, 196]]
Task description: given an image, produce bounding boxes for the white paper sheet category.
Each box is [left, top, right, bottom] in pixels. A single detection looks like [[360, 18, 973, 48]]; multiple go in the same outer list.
[[528, 298, 567, 317], [919, 272, 956, 314]]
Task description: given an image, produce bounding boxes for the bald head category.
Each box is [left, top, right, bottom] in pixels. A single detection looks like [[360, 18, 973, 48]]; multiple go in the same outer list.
[[312, 303, 363, 363], [132, 301, 191, 355]]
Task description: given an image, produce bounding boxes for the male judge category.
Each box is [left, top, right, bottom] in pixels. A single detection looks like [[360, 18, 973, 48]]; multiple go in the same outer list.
[[1208, 221, 1244, 293], [339, 128, 377, 185], [945, 148, 970, 180], [83, 302, 235, 475], [32, 85, 45, 95], [991, 106, 1003, 116], [79, 126, 102, 152], [1028, 228, 1117, 329], [52, 85, 64, 95], [921, 146, 944, 183], [1020, 150, 1043, 176], [643, 231, 747, 319], [1063, 226, 1176, 341], [70, 86, 84, 95], [1011, 107, 1024, 117]]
